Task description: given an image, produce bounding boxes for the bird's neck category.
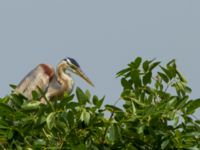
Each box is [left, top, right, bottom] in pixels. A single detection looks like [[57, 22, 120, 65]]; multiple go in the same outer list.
[[57, 63, 74, 92]]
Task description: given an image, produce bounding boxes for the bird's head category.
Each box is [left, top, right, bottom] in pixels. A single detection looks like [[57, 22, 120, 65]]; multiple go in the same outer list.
[[61, 57, 94, 87]]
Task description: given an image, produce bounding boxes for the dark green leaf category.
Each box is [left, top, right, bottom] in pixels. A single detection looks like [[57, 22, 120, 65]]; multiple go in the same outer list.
[[76, 87, 88, 105], [160, 66, 173, 79], [167, 59, 176, 67], [149, 61, 160, 71], [186, 99, 200, 114], [105, 105, 122, 112], [9, 84, 17, 89], [116, 68, 130, 77], [176, 70, 187, 83], [142, 60, 150, 72], [93, 95, 104, 108], [131, 70, 141, 87], [121, 78, 132, 89], [0, 103, 14, 114], [59, 94, 74, 108], [66, 102, 79, 109], [67, 111, 74, 127], [143, 71, 152, 85], [11, 94, 25, 107], [158, 72, 169, 83], [32, 90, 40, 100], [134, 57, 142, 69]]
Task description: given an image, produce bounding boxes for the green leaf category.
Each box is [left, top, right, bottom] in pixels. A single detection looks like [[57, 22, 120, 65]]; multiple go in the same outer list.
[[160, 66, 173, 79], [85, 89, 91, 100], [161, 139, 170, 149], [105, 104, 122, 112], [186, 99, 200, 114], [176, 70, 187, 83], [121, 78, 132, 89], [116, 68, 130, 77], [34, 139, 46, 146], [131, 97, 146, 107], [93, 95, 104, 108], [158, 72, 169, 83], [80, 109, 90, 125], [11, 94, 25, 108], [142, 60, 150, 72], [32, 90, 40, 100], [9, 84, 17, 89], [7, 129, 13, 140], [46, 112, 57, 129], [134, 57, 142, 69], [107, 124, 121, 142], [21, 101, 41, 110], [59, 94, 74, 108], [67, 111, 74, 127], [149, 61, 160, 71], [0, 103, 14, 114], [76, 87, 88, 105], [131, 70, 141, 87], [167, 59, 176, 67], [143, 71, 152, 85], [66, 102, 79, 109]]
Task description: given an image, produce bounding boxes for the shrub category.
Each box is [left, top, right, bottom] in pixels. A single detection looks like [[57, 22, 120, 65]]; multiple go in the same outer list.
[[0, 57, 199, 149]]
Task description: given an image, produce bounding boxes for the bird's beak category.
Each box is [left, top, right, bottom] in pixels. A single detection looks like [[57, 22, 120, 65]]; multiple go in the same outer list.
[[76, 68, 94, 87]]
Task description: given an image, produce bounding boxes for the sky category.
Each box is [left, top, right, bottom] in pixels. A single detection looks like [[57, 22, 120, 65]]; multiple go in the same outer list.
[[0, 1, 199, 117]]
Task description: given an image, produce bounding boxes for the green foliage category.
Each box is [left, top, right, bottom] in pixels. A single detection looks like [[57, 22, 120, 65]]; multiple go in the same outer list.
[[0, 57, 200, 149]]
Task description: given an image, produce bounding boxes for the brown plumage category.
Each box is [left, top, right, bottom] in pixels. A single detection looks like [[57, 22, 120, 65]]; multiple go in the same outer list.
[[15, 58, 94, 103]]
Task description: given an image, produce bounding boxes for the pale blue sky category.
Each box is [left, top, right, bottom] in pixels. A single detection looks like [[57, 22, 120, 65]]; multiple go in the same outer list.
[[0, 1, 199, 116]]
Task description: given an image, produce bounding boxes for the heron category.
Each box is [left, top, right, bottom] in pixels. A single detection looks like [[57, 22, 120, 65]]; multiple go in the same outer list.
[[15, 57, 94, 103]]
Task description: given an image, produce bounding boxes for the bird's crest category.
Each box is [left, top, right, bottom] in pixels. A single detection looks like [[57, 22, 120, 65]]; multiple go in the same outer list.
[[65, 57, 80, 68]]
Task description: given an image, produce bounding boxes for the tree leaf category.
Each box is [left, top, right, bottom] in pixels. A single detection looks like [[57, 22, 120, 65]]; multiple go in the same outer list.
[[160, 66, 173, 79], [176, 70, 187, 83], [186, 99, 200, 114], [134, 57, 142, 69], [131, 70, 141, 87], [80, 109, 90, 125], [121, 78, 132, 89], [93, 95, 104, 108], [9, 84, 17, 89], [158, 72, 169, 83], [105, 104, 122, 112], [107, 124, 121, 142], [0, 103, 14, 114], [85, 89, 91, 100], [149, 61, 160, 71], [46, 112, 57, 130], [21, 101, 41, 110], [142, 60, 150, 72], [143, 71, 152, 85], [116, 68, 130, 77], [161, 139, 170, 149], [76, 87, 88, 105], [34, 139, 46, 146], [67, 111, 74, 127], [32, 90, 40, 100]]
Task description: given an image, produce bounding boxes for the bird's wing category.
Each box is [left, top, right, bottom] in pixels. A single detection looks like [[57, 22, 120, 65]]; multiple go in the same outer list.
[[15, 64, 55, 100], [44, 76, 62, 99]]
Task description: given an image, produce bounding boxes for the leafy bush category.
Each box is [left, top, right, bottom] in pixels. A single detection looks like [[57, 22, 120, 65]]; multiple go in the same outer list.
[[0, 57, 200, 149]]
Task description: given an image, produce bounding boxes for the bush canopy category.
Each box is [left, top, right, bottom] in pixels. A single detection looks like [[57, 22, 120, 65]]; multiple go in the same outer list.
[[0, 57, 200, 149]]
